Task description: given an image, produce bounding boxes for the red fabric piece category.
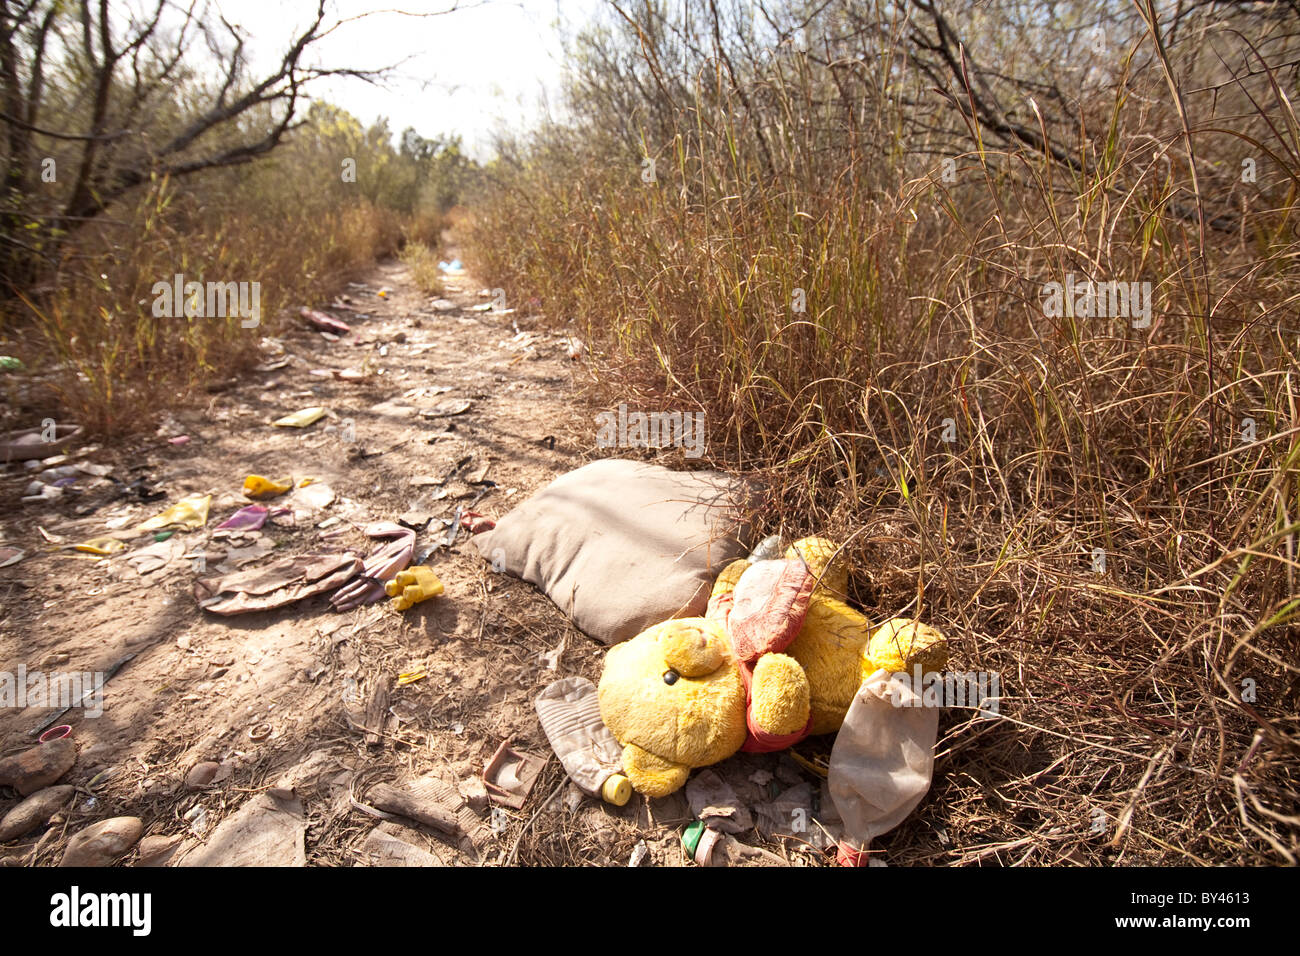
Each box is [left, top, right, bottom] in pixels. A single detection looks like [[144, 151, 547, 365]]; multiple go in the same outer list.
[[460, 511, 496, 534], [727, 559, 815, 662], [735, 659, 813, 753]]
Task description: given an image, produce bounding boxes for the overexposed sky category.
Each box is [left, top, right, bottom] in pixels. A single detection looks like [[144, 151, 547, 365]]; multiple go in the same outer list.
[[211, 0, 602, 158]]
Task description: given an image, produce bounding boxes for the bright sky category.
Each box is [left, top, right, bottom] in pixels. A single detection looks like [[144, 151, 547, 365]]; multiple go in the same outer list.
[[212, 0, 604, 159]]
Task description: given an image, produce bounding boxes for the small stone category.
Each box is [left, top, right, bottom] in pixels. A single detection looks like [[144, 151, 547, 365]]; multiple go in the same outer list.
[[0, 785, 74, 841], [43, 652, 70, 667], [0, 738, 77, 796], [60, 816, 143, 867], [184, 761, 219, 791], [135, 833, 183, 867], [457, 776, 489, 813]]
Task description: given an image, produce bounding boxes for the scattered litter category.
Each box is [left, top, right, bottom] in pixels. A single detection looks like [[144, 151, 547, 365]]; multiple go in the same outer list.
[[460, 511, 495, 534], [0, 547, 23, 568], [0, 356, 23, 371], [385, 565, 444, 610], [125, 535, 188, 575], [686, 770, 754, 834], [244, 476, 292, 502], [215, 504, 271, 533], [429, 298, 456, 311], [535, 677, 629, 806], [300, 307, 351, 335], [134, 494, 211, 532], [396, 669, 427, 686], [73, 536, 126, 556], [272, 406, 326, 428], [248, 722, 272, 741], [168, 435, 191, 446], [482, 739, 545, 810], [397, 511, 431, 530], [1, 424, 83, 462], [437, 259, 464, 275], [628, 841, 649, 867], [292, 482, 336, 511], [256, 357, 291, 372], [420, 398, 472, 418], [330, 522, 416, 612], [196, 553, 362, 615]]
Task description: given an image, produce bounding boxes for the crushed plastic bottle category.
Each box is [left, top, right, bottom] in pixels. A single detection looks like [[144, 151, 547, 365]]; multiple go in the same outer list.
[[535, 677, 631, 806]]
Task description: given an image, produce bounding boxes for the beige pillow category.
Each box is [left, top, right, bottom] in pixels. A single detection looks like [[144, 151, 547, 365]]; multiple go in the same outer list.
[[473, 459, 751, 644]]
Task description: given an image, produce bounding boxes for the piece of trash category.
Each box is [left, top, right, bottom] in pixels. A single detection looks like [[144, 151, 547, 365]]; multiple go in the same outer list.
[[482, 740, 546, 810], [292, 482, 335, 511], [0, 356, 23, 371], [168, 435, 191, 446], [134, 494, 211, 532], [0, 547, 23, 568], [330, 522, 415, 612], [460, 511, 495, 534], [126, 536, 187, 575], [397, 511, 431, 530], [385, 566, 444, 610], [37, 526, 66, 544], [396, 669, 427, 686], [421, 398, 472, 418], [389, 701, 418, 723], [628, 841, 649, 867], [535, 677, 630, 806], [247, 723, 272, 742], [272, 406, 326, 428], [215, 505, 270, 533], [300, 307, 351, 335], [196, 553, 362, 615], [429, 298, 455, 311], [451, 722, 465, 736], [153, 530, 175, 542], [565, 337, 584, 360], [686, 769, 754, 834], [1, 424, 83, 462]]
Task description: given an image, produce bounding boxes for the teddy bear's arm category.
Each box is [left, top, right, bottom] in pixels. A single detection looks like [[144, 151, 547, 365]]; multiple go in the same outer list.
[[749, 653, 811, 737]]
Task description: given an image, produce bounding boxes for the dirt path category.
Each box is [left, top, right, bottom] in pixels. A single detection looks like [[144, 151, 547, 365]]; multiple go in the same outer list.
[[0, 251, 629, 865]]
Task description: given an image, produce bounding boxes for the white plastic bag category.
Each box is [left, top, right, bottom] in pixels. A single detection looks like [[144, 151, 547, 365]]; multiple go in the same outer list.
[[828, 669, 940, 848]]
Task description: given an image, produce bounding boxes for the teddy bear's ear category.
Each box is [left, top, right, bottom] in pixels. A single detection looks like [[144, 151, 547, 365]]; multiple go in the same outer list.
[[622, 742, 691, 797], [660, 619, 727, 677]]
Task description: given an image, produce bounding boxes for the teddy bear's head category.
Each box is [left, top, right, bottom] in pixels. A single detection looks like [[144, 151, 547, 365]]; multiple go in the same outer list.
[[597, 617, 748, 797]]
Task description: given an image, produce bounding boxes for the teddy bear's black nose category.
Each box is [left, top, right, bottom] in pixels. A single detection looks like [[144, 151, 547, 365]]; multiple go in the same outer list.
[[663, 669, 679, 685]]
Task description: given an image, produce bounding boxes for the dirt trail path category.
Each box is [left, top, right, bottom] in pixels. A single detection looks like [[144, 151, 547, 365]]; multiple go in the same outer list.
[[0, 251, 647, 865]]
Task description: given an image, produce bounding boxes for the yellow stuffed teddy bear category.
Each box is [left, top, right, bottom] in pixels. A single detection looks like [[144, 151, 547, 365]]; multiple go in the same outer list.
[[597, 537, 947, 797]]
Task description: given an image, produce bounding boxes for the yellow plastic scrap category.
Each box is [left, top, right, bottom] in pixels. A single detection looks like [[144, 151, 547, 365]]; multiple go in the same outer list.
[[243, 475, 293, 499], [384, 566, 444, 611], [135, 494, 212, 533], [397, 669, 427, 685], [272, 406, 325, 428], [73, 536, 127, 556]]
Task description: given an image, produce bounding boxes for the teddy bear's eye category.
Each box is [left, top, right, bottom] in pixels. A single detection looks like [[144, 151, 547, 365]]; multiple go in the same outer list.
[[663, 669, 679, 685]]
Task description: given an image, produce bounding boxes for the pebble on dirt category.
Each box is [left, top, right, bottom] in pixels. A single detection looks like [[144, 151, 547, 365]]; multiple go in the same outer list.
[[135, 833, 183, 867], [0, 785, 75, 841], [59, 816, 144, 867], [0, 737, 78, 796], [184, 761, 220, 791]]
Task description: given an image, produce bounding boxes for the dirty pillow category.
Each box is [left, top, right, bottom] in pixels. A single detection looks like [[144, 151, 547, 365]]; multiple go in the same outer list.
[[473, 458, 751, 644]]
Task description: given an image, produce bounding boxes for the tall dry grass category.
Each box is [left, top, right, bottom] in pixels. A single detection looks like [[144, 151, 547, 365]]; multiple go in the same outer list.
[[466, 1, 1300, 864]]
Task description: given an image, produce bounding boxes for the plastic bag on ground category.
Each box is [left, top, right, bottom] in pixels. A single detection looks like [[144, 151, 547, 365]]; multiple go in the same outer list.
[[828, 669, 939, 853]]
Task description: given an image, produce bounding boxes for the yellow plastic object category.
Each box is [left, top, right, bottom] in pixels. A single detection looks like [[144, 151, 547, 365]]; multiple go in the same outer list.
[[272, 406, 325, 428], [243, 475, 292, 499], [397, 669, 427, 685], [601, 773, 632, 807], [135, 494, 212, 532], [384, 566, 444, 610], [73, 537, 127, 556]]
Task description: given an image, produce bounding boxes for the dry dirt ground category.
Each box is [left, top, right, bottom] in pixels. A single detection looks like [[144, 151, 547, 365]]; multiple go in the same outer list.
[[0, 254, 834, 867]]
